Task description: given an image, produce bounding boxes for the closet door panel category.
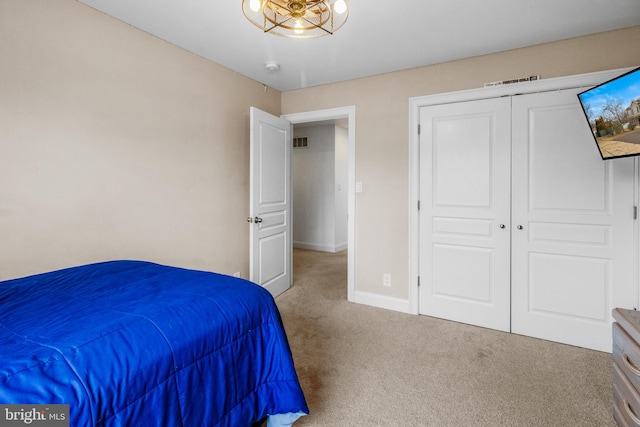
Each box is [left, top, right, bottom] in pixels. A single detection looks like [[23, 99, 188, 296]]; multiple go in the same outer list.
[[419, 97, 511, 332], [511, 89, 635, 352]]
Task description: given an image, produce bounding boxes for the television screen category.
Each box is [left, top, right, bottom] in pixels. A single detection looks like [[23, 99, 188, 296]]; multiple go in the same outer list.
[[577, 66, 640, 160]]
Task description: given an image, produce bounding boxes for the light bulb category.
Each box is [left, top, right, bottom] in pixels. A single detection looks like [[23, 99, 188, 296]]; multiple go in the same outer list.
[[294, 20, 304, 35], [334, 0, 347, 14], [249, 0, 261, 12]]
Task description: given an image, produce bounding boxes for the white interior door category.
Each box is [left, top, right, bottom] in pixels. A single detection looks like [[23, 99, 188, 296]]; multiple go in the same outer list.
[[511, 89, 636, 352], [249, 107, 292, 297], [419, 97, 512, 331]]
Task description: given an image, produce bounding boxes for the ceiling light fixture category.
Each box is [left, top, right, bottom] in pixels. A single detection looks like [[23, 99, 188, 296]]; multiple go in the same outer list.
[[242, 0, 349, 39]]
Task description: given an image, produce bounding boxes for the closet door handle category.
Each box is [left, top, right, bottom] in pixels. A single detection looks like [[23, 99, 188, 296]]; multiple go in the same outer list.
[[499, 224, 506, 229], [517, 225, 524, 230]]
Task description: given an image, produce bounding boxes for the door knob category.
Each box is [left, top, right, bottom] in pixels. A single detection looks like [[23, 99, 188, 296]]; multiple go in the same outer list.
[[517, 225, 524, 230], [499, 224, 506, 229], [254, 217, 263, 223], [247, 217, 253, 223]]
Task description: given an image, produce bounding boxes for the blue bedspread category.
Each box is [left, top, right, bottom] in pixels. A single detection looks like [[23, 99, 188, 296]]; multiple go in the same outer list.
[[0, 261, 308, 426]]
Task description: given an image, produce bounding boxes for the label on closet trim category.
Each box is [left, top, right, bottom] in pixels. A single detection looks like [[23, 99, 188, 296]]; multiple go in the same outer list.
[[484, 75, 541, 87]]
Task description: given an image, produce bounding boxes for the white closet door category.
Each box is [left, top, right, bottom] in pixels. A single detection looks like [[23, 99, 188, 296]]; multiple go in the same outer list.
[[419, 97, 512, 331], [511, 89, 635, 352]]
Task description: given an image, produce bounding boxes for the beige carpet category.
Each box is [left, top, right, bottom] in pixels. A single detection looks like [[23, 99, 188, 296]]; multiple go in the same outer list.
[[275, 248, 615, 426]]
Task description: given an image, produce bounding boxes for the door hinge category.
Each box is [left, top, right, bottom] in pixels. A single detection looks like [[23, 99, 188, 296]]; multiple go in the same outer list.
[[417, 276, 420, 287], [418, 200, 420, 210], [635, 206, 638, 220], [418, 124, 421, 135]]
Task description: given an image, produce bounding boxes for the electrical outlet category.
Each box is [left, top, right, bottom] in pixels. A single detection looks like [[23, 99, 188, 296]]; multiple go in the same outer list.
[[383, 273, 391, 287]]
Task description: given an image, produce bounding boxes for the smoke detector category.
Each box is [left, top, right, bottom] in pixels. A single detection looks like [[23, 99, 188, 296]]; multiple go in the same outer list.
[[265, 62, 280, 72]]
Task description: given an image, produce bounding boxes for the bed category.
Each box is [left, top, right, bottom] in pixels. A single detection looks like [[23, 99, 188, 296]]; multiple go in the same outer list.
[[0, 260, 308, 426]]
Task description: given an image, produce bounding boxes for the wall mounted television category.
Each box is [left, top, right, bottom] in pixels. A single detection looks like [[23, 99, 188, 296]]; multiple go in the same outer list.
[[577, 66, 640, 160]]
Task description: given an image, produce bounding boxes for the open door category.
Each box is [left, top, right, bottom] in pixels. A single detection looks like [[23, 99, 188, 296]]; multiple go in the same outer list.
[[249, 107, 292, 297]]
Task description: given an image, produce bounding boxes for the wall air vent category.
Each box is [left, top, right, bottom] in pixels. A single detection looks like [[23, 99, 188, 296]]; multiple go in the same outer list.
[[293, 136, 309, 148]]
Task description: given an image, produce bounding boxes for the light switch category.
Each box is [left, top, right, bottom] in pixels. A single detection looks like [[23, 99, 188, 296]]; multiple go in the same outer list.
[[356, 181, 363, 193]]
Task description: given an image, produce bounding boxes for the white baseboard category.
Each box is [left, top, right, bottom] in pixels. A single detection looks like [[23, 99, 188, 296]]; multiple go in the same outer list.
[[354, 290, 411, 314], [293, 241, 347, 253], [334, 241, 347, 252]]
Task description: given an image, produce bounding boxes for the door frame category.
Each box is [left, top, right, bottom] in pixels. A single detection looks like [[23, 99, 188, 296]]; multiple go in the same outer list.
[[282, 106, 356, 302], [408, 67, 637, 315]]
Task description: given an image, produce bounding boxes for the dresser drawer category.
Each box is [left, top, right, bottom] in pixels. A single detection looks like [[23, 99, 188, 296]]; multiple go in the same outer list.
[[614, 322, 640, 394], [615, 398, 631, 427], [613, 362, 640, 426]]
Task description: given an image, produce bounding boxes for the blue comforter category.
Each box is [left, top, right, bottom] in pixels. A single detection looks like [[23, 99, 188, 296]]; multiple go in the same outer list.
[[0, 261, 308, 426]]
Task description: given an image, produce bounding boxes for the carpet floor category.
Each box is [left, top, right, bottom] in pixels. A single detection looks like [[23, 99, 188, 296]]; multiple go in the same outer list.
[[275, 248, 615, 426]]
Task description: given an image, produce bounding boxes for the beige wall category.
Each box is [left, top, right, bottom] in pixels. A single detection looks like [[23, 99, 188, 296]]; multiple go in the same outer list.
[[2, 0, 639, 306], [282, 26, 640, 301], [0, 0, 280, 280]]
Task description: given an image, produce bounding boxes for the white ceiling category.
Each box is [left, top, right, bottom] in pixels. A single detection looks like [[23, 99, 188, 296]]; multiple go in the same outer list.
[[79, 0, 640, 92]]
